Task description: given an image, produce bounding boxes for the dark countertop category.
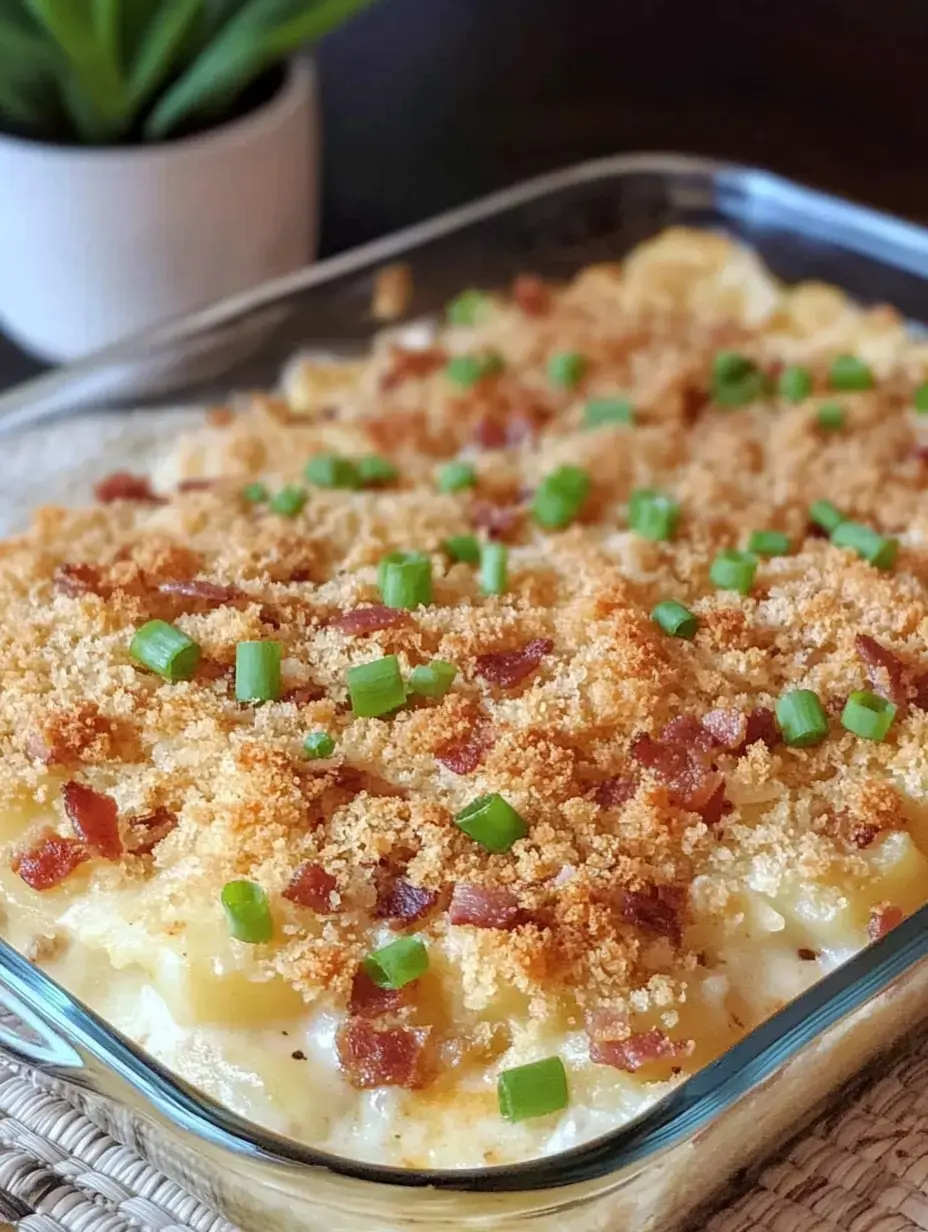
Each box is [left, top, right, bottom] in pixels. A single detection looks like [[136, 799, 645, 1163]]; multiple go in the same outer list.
[[4, 0, 928, 389]]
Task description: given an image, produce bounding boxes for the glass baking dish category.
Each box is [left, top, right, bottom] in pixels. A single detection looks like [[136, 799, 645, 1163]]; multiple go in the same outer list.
[[1, 152, 928, 1231]]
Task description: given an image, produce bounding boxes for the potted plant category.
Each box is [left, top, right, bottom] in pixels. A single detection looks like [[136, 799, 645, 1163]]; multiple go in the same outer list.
[[0, 1, 375, 363]]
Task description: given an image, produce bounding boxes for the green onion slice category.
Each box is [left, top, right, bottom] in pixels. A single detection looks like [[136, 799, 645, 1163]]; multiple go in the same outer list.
[[407, 660, 457, 698], [455, 792, 527, 852], [348, 655, 406, 717], [829, 354, 873, 391], [776, 689, 829, 747], [584, 396, 634, 428], [437, 460, 477, 492], [303, 731, 336, 759], [779, 366, 813, 402], [356, 455, 398, 486], [629, 489, 680, 541], [914, 381, 928, 413], [480, 542, 509, 595], [130, 620, 201, 682], [363, 936, 429, 989], [242, 481, 269, 504], [378, 551, 433, 609], [235, 640, 282, 703], [305, 454, 361, 489], [221, 880, 273, 944], [651, 600, 698, 639], [446, 353, 504, 388], [748, 530, 791, 557], [816, 402, 845, 431], [841, 690, 897, 741], [709, 549, 758, 595], [498, 1057, 569, 1122], [532, 465, 591, 530], [548, 351, 587, 389], [830, 521, 898, 570], [269, 485, 307, 517], [443, 534, 481, 564], [711, 351, 768, 407], [446, 290, 487, 327], [809, 499, 845, 534]]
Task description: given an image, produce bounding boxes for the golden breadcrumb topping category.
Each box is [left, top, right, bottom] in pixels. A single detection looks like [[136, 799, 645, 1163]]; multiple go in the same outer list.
[[4, 229, 928, 1112]]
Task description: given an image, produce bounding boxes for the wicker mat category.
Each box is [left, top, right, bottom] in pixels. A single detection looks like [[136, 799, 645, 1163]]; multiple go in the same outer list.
[[0, 1044, 927, 1232]]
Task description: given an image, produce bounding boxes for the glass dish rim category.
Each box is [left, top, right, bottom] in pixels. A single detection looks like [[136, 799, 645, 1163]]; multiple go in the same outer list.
[[1, 151, 928, 1195]]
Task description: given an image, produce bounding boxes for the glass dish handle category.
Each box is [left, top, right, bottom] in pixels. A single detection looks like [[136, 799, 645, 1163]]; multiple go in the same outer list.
[[0, 948, 84, 1071]]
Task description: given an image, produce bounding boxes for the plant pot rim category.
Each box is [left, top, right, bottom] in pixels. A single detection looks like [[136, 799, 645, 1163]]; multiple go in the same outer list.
[[0, 56, 314, 164]]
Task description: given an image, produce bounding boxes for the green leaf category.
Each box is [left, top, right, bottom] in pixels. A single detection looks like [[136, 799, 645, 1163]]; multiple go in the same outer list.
[[127, 0, 203, 114], [91, 0, 121, 68], [0, 7, 64, 136], [146, 0, 377, 139], [22, 0, 130, 139]]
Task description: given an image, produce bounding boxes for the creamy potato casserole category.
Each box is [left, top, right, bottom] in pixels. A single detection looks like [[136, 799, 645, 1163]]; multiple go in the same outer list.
[[3, 229, 928, 1169]]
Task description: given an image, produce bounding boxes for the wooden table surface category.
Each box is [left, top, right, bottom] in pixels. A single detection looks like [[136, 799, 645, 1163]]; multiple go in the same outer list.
[[3, 0, 927, 387]]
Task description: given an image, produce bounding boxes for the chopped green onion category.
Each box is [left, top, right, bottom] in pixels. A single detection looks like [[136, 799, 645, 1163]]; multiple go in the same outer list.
[[221, 880, 273, 944], [915, 381, 928, 413], [776, 689, 829, 747], [817, 402, 845, 431], [779, 366, 813, 403], [809, 499, 845, 534], [446, 353, 504, 388], [241, 481, 269, 504], [709, 549, 758, 594], [363, 936, 429, 989], [480, 542, 508, 595], [584, 396, 634, 428], [532, 465, 591, 530], [498, 1057, 569, 1122], [651, 600, 697, 639], [437, 460, 477, 492], [830, 521, 898, 570], [303, 731, 335, 759], [407, 660, 457, 698], [348, 655, 406, 717], [304, 454, 361, 490], [356, 455, 398, 486], [378, 551, 433, 609], [455, 792, 528, 852], [829, 354, 873, 391], [235, 641, 282, 703], [711, 352, 768, 407], [269, 485, 307, 517], [629, 489, 680, 541], [841, 690, 897, 741], [130, 620, 201, 682], [447, 290, 487, 327], [443, 534, 481, 564], [548, 351, 587, 389], [748, 530, 791, 558]]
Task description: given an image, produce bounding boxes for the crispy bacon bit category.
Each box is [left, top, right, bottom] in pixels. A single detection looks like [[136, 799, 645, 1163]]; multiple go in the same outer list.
[[590, 1028, 693, 1073], [61, 781, 122, 860], [348, 968, 409, 1018], [472, 415, 508, 450], [850, 823, 880, 850], [475, 638, 553, 689], [206, 405, 234, 427], [13, 834, 89, 891], [128, 808, 178, 856], [618, 884, 684, 946], [868, 904, 904, 942], [379, 346, 446, 392], [740, 707, 781, 752], [177, 479, 215, 492], [332, 606, 409, 636], [53, 563, 105, 598], [449, 883, 523, 929], [283, 862, 338, 912], [797, 948, 818, 961], [593, 777, 637, 809], [436, 733, 488, 775], [512, 273, 551, 317], [282, 683, 325, 705], [700, 708, 748, 751], [336, 1019, 431, 1089], [470, 501, 523, 540], [630, 732, 724, 817], [660, 715, 717, 754], [93, 472, 163, 504], [374, 877, 438, 925], [913, 673, 928, 711], [855, 634, 910, 707], [157, 579, 242, 607], [699, 780, 731, 827]]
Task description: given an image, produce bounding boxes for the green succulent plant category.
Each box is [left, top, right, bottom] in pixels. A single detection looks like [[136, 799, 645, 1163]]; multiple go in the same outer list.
[[0, 0, 376, 145]]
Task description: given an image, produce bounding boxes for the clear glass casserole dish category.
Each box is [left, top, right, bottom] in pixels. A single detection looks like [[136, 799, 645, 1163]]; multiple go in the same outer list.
[[1, 152, 928, 1231]]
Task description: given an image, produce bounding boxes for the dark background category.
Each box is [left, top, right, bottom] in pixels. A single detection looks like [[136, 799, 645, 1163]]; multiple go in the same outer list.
[[4, 0, 928, 385]]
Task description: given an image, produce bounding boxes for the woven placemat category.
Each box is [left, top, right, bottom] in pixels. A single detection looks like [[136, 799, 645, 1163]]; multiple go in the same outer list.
[[0, 1043, 926, 1232]]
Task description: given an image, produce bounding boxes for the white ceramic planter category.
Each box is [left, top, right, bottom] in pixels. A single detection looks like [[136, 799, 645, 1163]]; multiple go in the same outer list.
[[0, 59, 317, 364]]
